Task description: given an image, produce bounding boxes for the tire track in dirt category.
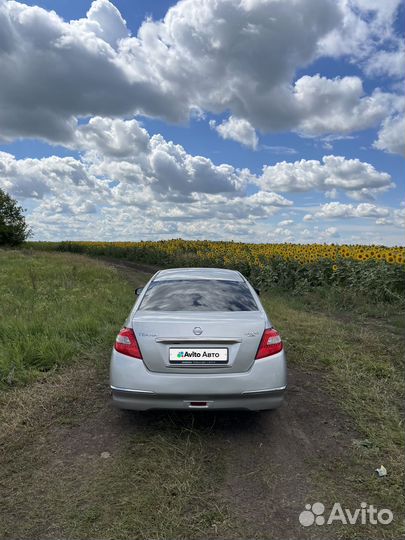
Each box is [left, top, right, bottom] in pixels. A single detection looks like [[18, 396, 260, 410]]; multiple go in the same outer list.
[[104, 258, 359, 539]]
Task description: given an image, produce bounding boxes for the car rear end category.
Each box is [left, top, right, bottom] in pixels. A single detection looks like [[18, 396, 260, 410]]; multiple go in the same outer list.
[[110, 268, 287, 410]]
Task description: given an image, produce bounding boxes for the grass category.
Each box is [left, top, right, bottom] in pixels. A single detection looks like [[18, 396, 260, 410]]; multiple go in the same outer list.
[[63, 425, 227, 540], [0, 251, 228, 539], [0, 249, 135, 387], [262, 290, 405, 539], [0, 364, 229, 540], [0, 250, 403, 539]]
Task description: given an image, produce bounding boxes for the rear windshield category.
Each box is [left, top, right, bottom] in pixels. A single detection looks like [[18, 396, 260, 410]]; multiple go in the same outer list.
[[138, 279, 258, 312]]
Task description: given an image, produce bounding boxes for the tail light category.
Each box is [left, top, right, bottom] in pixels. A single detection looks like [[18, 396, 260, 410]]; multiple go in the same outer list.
[[114, 328, 143, 359], [255, 328, 283, 359]]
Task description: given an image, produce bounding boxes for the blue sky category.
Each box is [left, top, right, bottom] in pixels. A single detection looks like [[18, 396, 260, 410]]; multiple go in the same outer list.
[[0, 0, 404, 244]]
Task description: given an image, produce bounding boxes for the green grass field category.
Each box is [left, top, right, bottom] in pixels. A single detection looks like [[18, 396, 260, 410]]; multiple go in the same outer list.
[[0, 249, 134, 387], [0, 249, 403, 539], [263, 290, 404, 536]]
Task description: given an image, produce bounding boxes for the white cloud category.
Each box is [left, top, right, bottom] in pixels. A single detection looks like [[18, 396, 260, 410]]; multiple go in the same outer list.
[[324, 226, 339, 238], [70, 117, 250, 202], [25, 185, 295, 242], [374, 115, 405, 157], [318, 0, 403, 64], [0, 151, 107, 201], [372, 93, 405, 157], [293, 76, 389, 136], [0, 113, 401, 243], [375, 208, 405, 228], [363, 40, 405, 79], [272, 227, 294, 241], [325, 188, 338, 199], [261, 145, 298, 155], [313, 202, 390, 219], [278, 219, 294, 227], [0, 0, 402, 245], [257, 155, 394, 199], [210, 117, 258, 149], [0, 117, 296, 240], [0, 0, 400, 143], [74, 0, 129, 46], [75, 116, 150, 159]]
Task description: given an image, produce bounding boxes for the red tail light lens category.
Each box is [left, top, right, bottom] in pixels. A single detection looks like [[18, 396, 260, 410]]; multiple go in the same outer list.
[[114, 328, 143, 359], [255, 328, 283, 359]]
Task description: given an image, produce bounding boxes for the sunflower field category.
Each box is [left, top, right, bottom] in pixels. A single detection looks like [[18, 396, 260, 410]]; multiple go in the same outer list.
[[27, 240, 405, 305]]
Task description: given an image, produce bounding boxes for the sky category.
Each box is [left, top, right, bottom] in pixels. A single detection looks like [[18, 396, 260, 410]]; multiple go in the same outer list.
[[0, 0, 404, 245]]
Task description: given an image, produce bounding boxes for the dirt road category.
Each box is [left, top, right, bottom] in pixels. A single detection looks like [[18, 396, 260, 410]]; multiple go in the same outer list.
[[0, 259, 399, 540]]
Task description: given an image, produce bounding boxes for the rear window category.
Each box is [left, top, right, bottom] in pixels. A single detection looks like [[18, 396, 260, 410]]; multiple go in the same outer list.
[[138, 279, 258, 312]]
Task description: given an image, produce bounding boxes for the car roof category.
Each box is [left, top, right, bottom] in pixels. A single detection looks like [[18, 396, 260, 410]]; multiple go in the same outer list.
[[153, 267, 245, 282]]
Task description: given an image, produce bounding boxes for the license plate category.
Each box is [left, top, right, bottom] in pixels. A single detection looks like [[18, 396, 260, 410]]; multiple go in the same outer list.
[[169, 347, 228, 365]]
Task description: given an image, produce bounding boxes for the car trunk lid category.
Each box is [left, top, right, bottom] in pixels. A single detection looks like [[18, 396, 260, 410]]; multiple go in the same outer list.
[[132, 311, 266, 373]]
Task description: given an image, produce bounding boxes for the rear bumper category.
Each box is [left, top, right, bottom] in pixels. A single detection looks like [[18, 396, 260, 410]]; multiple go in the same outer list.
[[110, 349, 287, 411], [111, 387, 285, 411]]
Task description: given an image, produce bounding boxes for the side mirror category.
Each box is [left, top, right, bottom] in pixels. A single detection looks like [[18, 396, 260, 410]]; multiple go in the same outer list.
[[254, 287, 260, 296], [135, 287, 144, 296]]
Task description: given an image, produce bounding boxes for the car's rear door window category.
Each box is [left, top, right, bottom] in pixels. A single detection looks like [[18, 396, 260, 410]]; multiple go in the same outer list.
[[138, 279, 258, 311]]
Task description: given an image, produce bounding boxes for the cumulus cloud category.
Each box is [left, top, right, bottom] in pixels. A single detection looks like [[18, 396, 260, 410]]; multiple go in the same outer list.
[[373, 115, 405, 157], [298, 202, 405, 242], [0, 117, 255, 207], [24, 185, 294, 242], [371, 92, 405, 157], [2, 114, 399, 241], [0, 0, 182, 142], [313, 202, 390, 219], [72, 117, 250, 202], [75, 116, 150, 159], [374, 208, 405, 229], [278, 219, 294, 227], [363, 40, 405, 79], [293, 76, 388, 136], [0, 0, 400, 143], [0, 0, 402, 244], [319, 0, 403, 62], [74, 0, 129, 46], [210, 117, 258, 149], [323, 226, 339, 238], [0, 117, 295, 237], [257, 155, 394, 199], [0, 151, 107, 201]]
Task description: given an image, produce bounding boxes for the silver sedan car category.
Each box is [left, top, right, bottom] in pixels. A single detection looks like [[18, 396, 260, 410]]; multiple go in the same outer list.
[[110, 267, 287, 411]]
